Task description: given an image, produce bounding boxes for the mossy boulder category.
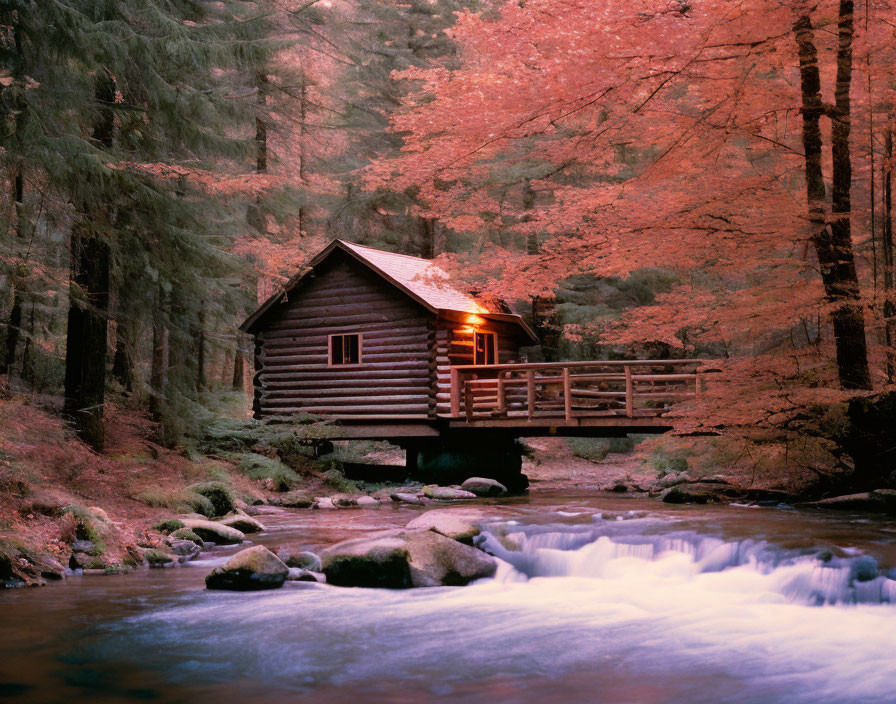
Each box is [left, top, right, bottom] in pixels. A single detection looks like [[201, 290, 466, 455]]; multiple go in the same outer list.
[[169, 528, 203, 546], [269, 490, 314, 508], [205, 546, 288, 591], [405, 509, 481, 544], [662, 483, 724, 505], [218, 514, 266, 534], [140, 549, 177, 568], [166, 538, 202, 561], [187, 482, 235, 518], [276, 548, 322, 571], [321, 537, 412, 589], [153, 519, 185, 534], [180, 518, 245, 545]]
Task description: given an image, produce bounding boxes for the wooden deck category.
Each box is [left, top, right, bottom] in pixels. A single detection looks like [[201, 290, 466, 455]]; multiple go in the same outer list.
[[445, 360, 706, 429]]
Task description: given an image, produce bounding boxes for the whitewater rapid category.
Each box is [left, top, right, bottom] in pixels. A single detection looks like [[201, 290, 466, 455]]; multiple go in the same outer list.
[[75, 510, 896, 704]]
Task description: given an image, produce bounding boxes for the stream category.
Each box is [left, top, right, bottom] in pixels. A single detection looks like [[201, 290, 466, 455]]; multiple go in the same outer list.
[[2, 493, 896, 704]]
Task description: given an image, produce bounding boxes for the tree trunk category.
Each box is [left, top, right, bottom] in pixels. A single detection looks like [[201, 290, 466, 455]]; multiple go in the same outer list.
[[20, 301, 34, 385], [793, 7, 872, 390], [149, 291, 168, 423], [63, 74, 116, 448], [298, 72, 307, 234], [1, 288, 22, 378], [247, 70, 268, 234], [1, 172, 25, 378], [523, 178, 539, 255], [111, 318, 135, 392], [232, 345, 244, 391], [885, 126, 894, 381], [196, 309, 206, 392], [418, 217, 436, 258], [63, 226, 111, 449]]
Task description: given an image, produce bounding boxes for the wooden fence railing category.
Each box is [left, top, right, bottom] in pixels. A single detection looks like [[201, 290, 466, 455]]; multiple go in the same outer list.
[[448, 360, 706, 422]]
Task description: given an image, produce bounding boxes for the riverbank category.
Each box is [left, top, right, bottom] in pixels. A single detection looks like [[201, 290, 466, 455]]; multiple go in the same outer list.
[[0, 393, 887, 589]]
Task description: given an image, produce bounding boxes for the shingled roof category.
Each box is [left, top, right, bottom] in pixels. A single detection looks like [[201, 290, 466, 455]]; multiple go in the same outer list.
[[240, 239, 537, 341]]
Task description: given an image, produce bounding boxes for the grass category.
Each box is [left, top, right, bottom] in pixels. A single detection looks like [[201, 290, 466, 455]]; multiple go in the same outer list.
[[135, 487, 215, 517], [231, 452, 301, 492]]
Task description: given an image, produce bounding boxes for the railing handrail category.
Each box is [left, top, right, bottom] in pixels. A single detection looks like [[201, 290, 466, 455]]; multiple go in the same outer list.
[[451, 359, 704, 373], [448, 358, 712, 422]]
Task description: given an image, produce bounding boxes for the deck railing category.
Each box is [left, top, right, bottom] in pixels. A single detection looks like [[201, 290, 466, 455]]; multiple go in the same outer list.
[[448, 360, 706, 423]]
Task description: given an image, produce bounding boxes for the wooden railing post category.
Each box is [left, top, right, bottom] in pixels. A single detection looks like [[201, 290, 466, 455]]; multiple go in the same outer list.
[[497, 371, 506, 415], [563, 366, 573, 421], [464, 381, 474, 422], [526, 369, 535, 420], [449, 367, 460, 417], [624, 364, 634, 418]]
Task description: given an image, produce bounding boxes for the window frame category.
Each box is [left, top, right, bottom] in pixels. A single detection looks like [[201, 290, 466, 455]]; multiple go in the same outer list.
[[473, 330, 498, 366], [328, 332, 363, 367]]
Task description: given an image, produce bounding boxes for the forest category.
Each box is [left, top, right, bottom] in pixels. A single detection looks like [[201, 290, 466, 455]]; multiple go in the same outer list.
[[5, 3, 896, 702], [3, 0, 896, 573]]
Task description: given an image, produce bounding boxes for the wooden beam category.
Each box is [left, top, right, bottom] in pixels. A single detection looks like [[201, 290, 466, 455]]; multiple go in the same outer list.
[[625, 364, 634, 418], [497, 371, 506, 415], [527, 369, 535, 420], [563, 367, 573, 421], [449, 367, 460, 417]]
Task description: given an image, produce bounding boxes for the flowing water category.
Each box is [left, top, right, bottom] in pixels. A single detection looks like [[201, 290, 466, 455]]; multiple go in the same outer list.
[[3, 493, 896, 704]]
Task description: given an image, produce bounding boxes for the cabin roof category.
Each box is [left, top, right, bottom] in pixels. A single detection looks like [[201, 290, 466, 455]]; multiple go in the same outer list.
[[239, 239, 538, 342]]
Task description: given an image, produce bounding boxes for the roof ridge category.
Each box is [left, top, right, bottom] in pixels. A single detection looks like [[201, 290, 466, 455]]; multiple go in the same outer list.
[[338, 239, 446, 267]]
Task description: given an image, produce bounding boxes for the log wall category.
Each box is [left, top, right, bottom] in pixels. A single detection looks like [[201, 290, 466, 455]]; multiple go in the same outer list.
[[254, 253, 433, 420], [434, 320, 524, 416]]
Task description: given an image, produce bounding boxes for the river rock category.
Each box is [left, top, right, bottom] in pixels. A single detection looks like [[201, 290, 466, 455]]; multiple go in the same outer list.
[[181, 518, 245, 545], [392, 492, 424, 505], [270, 491, 314, 508], [405, 509, 480, 544], [286, 567, 325, 583], [658, 473, 685, 489], [205, 546, 288, 591], [803, 492, 879, 510], [422, 486, 476, 501], [321, 537, 412, 588], [167, 539, 201, 562], [662, 483, 722, 505], [461, 477, 507, 497], [356, 496, 379, 507], [276, 548, 322, 571], [218, 514, 266, 534], [71, 539, 98, 555], [169, 528, 203, 546], [313, 497, 337, 510], [870, 489, 896, 513], [331, 494, 358, 507], [402, 530, 497, 587], [139, 548, 176, 568]]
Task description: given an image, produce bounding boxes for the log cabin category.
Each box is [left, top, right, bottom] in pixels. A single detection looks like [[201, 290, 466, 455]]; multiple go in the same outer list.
[[240, 239, 538, 431], [241, 239, 708, 485]]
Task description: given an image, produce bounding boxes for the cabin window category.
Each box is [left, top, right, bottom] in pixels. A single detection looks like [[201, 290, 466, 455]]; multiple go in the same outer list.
[[473, 331, 497, 365], [329, 333, 362, 366]]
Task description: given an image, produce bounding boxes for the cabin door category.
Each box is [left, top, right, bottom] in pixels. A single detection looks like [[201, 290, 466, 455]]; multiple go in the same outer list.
[[473, 331, 497, 365]]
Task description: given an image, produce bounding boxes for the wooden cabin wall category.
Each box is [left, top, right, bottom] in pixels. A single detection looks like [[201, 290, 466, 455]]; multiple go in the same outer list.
[[254, 254, 433, 420], [433, 321, 524, 416]]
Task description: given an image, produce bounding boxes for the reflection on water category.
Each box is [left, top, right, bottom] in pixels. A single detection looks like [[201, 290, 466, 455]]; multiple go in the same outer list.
[[2, 493, 896, 704]]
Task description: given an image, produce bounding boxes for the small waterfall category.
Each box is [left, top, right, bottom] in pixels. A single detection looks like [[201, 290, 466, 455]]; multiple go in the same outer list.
[[476, 517, 896, 606]]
